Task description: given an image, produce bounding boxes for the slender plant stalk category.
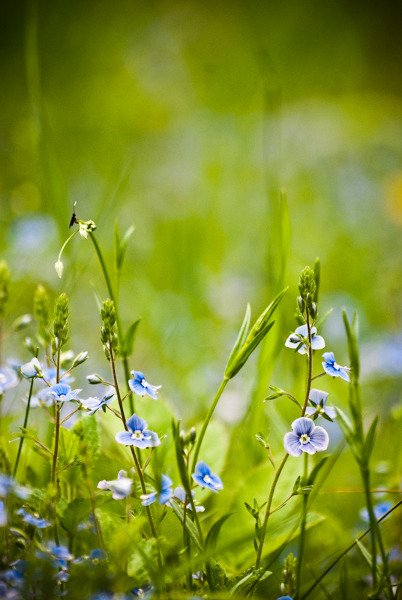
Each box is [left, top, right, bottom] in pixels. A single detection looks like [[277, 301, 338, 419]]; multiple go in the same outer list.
[[89, 232, 134, 415], [191, 376, 229, 473], [13, 375, 35, 477]]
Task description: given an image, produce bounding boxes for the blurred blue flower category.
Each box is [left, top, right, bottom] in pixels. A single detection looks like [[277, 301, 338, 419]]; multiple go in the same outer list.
[[360, 501, 392, 523], [20, 358, 42, 379], [17, 508, 50, 528], [132, 584, 154, 598], [81, 386, 116, 415], [322, 352, 350, 382], [192, 462, 223, 493], [0, 500, 7, 527], [172, 487, 205, 512], [0, 367, 18, 393], [47, 383, 82, 403], [128, 371, 161, 400], [285, 325, 325, 355], [115, 414, 161, 449], [97, 470, 132, 500], [43, 366, 74, 385], [305, 389, 337, 421], [141, 474, 173, 506], [0, 474, 30, 500], [284, 417, 329, 457], [277, 596, 294, 600]]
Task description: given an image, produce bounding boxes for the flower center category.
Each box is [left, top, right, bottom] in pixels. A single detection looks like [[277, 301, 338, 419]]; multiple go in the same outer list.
[[300, 434, 310, 444], [204, 474, 212, 484], [131, 430, 143, 440], [0, 375, 6, 383], [141, 378, 148, 388], [333, 362, 341, 371]]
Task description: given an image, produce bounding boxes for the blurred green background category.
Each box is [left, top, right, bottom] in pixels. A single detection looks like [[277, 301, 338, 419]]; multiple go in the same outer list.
[[1, 0, 402, 587]]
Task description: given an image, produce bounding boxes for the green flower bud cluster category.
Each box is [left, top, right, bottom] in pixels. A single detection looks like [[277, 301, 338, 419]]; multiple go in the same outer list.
[[297, 266, 317, 320], [100, 298, 118, 360], [280, 553, 297, 598], [0, 260, 10, 317], [52, 293, 69, 353], [34, 285, 51, 344], [179, 427, 196, 449]]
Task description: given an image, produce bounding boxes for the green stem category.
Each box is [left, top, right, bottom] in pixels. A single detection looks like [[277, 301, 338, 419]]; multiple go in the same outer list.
[[255, 453, 289, 568], [89, 232, 134, 415], [191, 377, 229, 473], [13, 376, 35, 478], [51, 404, 60, 485], [296, 452, 309, 598]]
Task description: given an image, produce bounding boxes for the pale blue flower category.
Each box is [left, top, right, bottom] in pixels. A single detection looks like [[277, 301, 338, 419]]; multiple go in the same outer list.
[[17, 508, 50, 528], [0, 474, 30, 500], [20, 358, 42, 379], [97, 470, 133, 500], [0, 367, 18, 393], [172, 487, 205, 512], [360, 501, 392, 523], [284, 417, 329, 457], [0, 500, 6, 527], [81, 386, 116, 415], [322, 352, 350, 381], [141, 475, 173, 506], [115, 414, 161, 449], [128, 371, 161, 400], [47, 383, 82, 403], [285, 324, 325, 355], [305, 388, 337, 421], [192, 462, 223, 493]]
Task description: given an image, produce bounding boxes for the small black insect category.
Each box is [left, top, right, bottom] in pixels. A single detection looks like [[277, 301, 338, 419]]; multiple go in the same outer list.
[[69, 202, 78, 228]]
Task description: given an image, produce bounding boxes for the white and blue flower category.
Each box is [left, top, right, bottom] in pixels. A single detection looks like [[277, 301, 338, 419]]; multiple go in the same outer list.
[[128, 371, 161, 400], [284, 417, 329, 457], [141, 474, 173, 506], [0, 367, 18, 393], [172, 487, 205, 512], [17, 508, 50, 528], [20, 358, 43, 379], [305, 389, 337, 421], [80, 386, 116, 416], [192, 462, 223, 493], [285, 325, 325, 355], [115, 414, 161, 449], [47, 383, 82, 403], [322, 352, 350, 382], [97, 470, 133, 500]]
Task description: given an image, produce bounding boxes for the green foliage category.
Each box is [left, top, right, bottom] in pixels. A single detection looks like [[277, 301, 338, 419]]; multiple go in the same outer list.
[[0, 260, 10, 316], [53, 292, 69, 349], [34, 284, 51, 344]]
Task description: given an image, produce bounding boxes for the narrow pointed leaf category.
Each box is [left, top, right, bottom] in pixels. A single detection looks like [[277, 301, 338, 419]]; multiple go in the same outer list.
[[307, 455, 330, 486], [224, 304, 251, 376], [362, 417, 378, 464], [206, 514, 232, 551], [342, 310, 360, 380], [226, 321, 275, 379], [122, 318, 141, 357], [169, 499, 203, 552]]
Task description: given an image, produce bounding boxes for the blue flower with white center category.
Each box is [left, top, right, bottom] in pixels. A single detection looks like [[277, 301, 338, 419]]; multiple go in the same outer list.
[[47, 383, 82, 403], [285, 324, 325, 355], [115, 414, 161, 449], [0, 474, 30, 500], [192, 462, 223, 493], [322, 352, 350, 382], [284, 417, 329, 457], [141, 474, 173, 506], [172, 487, 205, 512], [97, 470, 133, 500], [17, 508, 50, 528], [81, 386, 116, 416], [20, 358, 43, 379], [305, 388, 337, 421], [128, 371, 161, 400], [277, 597, 294, 600], [360, 500, 392, 523], [0, 367, 18, 393]]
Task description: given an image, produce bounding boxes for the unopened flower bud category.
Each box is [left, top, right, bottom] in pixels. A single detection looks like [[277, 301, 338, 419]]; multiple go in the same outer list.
[[12, 314, 32, 331], [72, 351, 88, 367], [87, 373, 103, 384], [298, 296, 305, 313]]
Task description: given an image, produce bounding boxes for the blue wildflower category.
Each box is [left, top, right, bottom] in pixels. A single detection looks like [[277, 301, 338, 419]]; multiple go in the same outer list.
[[17, 508, 50, 528], [115, 414, 161, 449], [360, 501, 392, 523], [81, 386, 116, 415], [141, 474, 173, 506], [285, 324, 325, 355], [172, 487, 205, 512], [128, 371, 161, 400], [277, 596, 294, 600], [0, 367, 18, 393], [0, 474, 30, 500], [322, 352, 350, 382], [284, 417, 329, 457], [47, 383, 82, 403], [305, 388, 337, 421], [0, 500, 6, 527], [20, 358, 43, 379], [132, 584, 154, 598], [192, 462, 223, 493], [97, 470, 133, 500]]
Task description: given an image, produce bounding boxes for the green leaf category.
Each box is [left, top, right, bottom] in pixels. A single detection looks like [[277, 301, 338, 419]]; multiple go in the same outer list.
[[307, 455, 330, 486], [362, 417, 378, 464], [335, 407, 363, 465], [122, 318, 141, 357], [230, 568, 272, 596], [224, 303, 251, 376], [169, 499, 203, 552], [114, 222, 135, 275], [342, 310, 360, 380], [315, 307, 333, 331], [59, 498, 92, 534], [225, 321, 275, 379], [171, 420, 192, 496], [206, 514, 232, 551], [313, 257, 320, 304]]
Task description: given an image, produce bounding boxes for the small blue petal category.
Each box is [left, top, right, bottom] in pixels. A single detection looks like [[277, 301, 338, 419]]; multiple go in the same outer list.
[[322, 352, 335, 363], [115, 431, 135, 445], [159, 487, 173, 505], [292, 417, 314, 436], [141, 492, 157, 506], [284, 432, 303, 456], [339, 368, 351, 382], [309, 388, 329, 405], [322, 363, 339, 377], [126, 414, 147, 433], [310, 426, 329, 451], [311, 334, 325, 350]]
